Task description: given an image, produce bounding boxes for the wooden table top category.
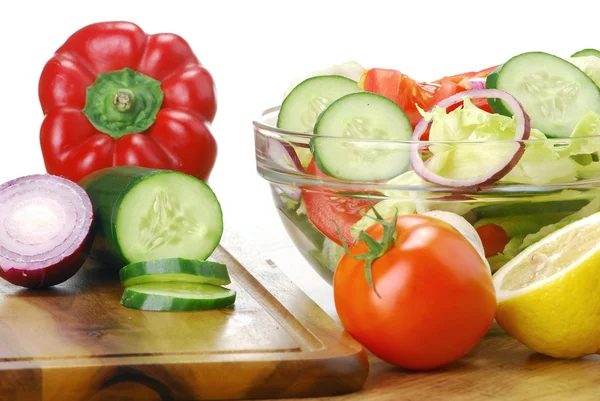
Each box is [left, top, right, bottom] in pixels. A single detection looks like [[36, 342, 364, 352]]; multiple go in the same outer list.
[[266, 320, 600, 401]]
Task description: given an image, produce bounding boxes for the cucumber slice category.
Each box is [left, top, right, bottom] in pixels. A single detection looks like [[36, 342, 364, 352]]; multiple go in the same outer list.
[[569, 55, 600, 88], [311, 92, 413, 181], [486, 52, 600, 138], [119, 258, 231, 287], [277, 75, 361, 132], [121, 282, 236, 311], [571, 49, 600, 58], [81, 167, 223, 266]]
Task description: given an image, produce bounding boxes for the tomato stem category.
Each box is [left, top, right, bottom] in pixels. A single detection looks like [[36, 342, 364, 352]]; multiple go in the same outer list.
[[336, 205, 398, 298]]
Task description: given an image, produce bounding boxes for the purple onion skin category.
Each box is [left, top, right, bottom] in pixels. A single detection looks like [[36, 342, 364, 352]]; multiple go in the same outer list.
[[0, 218, 95, 289]]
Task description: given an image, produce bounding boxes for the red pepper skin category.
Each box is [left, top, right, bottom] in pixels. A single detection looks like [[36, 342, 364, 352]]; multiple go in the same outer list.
[[39, 21, 217, 183]]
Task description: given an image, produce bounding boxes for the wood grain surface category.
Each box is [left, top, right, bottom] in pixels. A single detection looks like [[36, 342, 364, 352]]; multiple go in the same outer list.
[[0, 230, 369, 401], [267, 321, 600, 401]]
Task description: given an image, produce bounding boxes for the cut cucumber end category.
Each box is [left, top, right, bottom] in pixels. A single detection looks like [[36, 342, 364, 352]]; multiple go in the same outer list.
[[120, 282, 236, 311], [311, 92, 413, 181], [116, 172, 223, 263], [120, 258, 231, 287], [277, 75, 361, 132]]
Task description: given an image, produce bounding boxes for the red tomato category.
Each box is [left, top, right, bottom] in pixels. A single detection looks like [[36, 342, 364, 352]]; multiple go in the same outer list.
[[433, 65, 498, 87], [431, 79, 468, 113], [433, 65, 499, 113], [476, 224, 511, 258], [303, 160, 375, 246], [473, 65, 500, 78], [362, 68, 437, 127], [334, 214, 496, 370]]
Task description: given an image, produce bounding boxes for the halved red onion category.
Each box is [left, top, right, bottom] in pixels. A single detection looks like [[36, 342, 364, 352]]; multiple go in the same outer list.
[[410, 89, 531, 188], [0, 174, 94, 288], [266, 138, 304, 201]]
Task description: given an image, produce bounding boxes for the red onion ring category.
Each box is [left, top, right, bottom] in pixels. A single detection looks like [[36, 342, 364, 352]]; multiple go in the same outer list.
[[266, 138, 304, 200], [410, 89, 531, 188]]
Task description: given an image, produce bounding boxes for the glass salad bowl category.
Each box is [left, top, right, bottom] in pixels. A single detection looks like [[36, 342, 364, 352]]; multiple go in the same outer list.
[[254, 104, 600, 285]]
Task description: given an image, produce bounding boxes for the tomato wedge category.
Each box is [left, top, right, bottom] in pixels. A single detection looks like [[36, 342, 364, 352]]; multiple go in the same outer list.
[[433, 65, 499, 113], [303, 160, 376, 245], [361, 68, 437, 127]]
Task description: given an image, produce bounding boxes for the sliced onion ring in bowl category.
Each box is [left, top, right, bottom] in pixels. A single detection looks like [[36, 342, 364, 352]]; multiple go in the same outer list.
[[0, 174, 94, 288], [266, 138, 303, 201], [410, 89, 531, 188]]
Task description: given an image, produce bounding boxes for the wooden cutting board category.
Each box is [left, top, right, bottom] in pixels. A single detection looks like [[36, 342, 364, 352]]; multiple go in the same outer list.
[[0, 231, 369, 401]]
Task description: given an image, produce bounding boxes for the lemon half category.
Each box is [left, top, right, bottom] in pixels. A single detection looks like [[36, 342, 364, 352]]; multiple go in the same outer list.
[[493, 211, 600, 358]]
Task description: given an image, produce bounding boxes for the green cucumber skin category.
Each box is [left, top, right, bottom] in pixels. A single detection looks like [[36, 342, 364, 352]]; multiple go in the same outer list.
[[473, 212, 571, 238], [571, 49, 600, 58], [485, 65, 510, 116], [80, 166, 163, 267], [472, 199, 589, 220], [486, 52, 600, 135], [120, 258, 231, 287], [120, 285, 236, 312]]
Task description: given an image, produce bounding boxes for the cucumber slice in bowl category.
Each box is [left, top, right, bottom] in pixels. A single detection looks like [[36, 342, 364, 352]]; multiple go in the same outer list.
[[486, 51, 600, 138], [121, 282, 236, 312], [120, 258, 231, 287], [277, 75, 361, 132], [311, 92, 413, 181], [571, 48, 600, 58], [569, 55, 600, 88], [81, 167, 223, 267]]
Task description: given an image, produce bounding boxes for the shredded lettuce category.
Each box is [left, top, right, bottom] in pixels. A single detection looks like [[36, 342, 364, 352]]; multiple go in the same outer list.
[[490, 196, 600, 271], [501, 129, 578, 185], [424, 97, 582, 185], [350, 199, 416, 240], [556, 111, 600, 179]]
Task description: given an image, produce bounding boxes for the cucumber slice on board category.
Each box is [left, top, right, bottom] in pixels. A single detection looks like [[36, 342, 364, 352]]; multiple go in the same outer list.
[[80, 167, 223, 267], [120, 258, 231, 287], [277, 75, 361, 132], [486, 52, 600, 138], [571, 49, 600, 58], [310, 92, 413, 181], [121, 282, 236, 312]]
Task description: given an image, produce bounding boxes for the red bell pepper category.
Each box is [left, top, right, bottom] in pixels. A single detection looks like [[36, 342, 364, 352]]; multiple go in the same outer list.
[[39, 21, 217, 183]]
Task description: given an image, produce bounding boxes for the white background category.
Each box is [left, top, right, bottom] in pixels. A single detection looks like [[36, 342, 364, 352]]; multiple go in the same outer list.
[[0, 0, 598, 314]]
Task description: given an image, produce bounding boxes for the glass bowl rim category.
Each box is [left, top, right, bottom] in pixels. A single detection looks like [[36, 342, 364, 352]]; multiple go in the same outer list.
[[254, 106, 600, 194], [253, 106, 600, 144]]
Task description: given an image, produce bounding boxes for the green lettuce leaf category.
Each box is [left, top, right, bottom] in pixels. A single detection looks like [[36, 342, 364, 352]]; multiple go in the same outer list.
[[383, 170, 477, 216], [424, 98, 580, 185], [492, 196, 600, 267]]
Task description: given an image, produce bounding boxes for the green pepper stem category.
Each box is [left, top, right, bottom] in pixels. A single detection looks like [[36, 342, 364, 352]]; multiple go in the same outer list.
[[113, 89, 136, 112], [82, 68, 164, 139]]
